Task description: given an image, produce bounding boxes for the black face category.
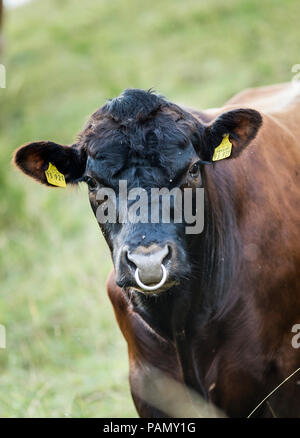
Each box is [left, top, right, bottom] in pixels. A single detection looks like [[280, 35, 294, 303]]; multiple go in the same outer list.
[[14, 88, 262, 295], [83, 97, 204, 294]]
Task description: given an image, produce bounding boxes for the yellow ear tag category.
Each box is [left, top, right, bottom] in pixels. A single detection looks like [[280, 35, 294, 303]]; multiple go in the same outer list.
[[45, 162, 66, 187], [212, 134, 232, 161]]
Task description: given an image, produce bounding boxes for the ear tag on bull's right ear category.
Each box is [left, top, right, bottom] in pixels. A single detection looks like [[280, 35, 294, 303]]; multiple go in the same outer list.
[[212, 134, 232, 161], [45, 162, 66, 187]]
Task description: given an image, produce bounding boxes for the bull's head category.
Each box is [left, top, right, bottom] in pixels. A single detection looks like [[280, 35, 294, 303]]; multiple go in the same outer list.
[[14, 89, 262, 295]]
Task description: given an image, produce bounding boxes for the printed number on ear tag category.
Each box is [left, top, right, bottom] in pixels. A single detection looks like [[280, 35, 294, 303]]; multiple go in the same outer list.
[[45, 162, 66, 187], [212, 134, 232, 161]]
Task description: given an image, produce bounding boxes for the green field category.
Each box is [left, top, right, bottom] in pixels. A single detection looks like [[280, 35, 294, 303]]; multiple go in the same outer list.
[[0, 0, 299, 417]]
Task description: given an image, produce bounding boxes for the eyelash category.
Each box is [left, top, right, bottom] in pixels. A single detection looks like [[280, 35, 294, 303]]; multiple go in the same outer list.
[[189, 162, 200, 177], [84, 176, 98, 189]]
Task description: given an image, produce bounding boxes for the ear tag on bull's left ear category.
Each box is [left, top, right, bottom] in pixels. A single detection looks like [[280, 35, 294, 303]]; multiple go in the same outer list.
[[45, 162, 66, 187], [212, 134, 232, 161]]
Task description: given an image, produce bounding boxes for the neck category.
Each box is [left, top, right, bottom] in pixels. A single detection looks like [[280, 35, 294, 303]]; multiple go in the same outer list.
[[197, 162, 241, 319]]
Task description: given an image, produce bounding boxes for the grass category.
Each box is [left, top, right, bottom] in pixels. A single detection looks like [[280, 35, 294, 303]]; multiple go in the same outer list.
[[0, 0, 299, 417]]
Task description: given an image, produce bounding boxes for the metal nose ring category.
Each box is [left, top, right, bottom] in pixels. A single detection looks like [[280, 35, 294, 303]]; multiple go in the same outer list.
[[134, 264, 167, 291]]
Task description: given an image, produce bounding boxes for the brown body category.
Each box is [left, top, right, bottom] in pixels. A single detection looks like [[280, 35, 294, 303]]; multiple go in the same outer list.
[[107, 83, 300, 417]]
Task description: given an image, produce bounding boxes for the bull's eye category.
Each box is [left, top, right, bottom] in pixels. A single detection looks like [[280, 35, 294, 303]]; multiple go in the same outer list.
[[189, 162, 200, 178], [84, 176, 97, 189]]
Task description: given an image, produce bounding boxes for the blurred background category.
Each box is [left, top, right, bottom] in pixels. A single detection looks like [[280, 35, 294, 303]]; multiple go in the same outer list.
[[0, 0, 299, 418]]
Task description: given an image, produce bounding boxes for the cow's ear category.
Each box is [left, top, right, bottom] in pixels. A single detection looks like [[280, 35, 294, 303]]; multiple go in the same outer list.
[[202, 108, 262, 161], [13, 141, 86, 187]]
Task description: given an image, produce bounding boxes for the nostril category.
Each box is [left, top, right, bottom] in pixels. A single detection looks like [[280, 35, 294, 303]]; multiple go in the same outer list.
[[164, 244, 172, 265], [124, 249, 137, 272]]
